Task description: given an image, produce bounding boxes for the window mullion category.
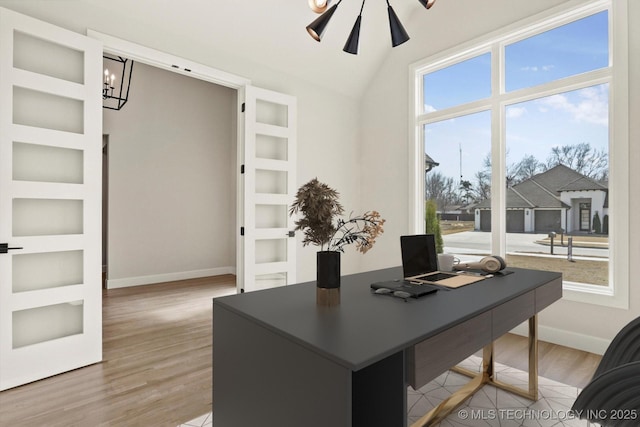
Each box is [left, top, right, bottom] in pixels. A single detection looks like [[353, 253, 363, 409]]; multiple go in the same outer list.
[[416, 100, 491, 125], [491, 42, 505, 256], [498, 68, 612, 107]]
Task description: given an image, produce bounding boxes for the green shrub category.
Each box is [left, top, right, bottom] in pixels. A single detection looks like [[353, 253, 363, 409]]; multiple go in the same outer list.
[[425, 200, 444, 253], [602, 214, 609, 235], [593, 211, 602, 234]]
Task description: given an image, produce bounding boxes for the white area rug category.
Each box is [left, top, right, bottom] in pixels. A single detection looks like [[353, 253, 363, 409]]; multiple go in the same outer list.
[[181, 355, 585, 427], [408, 355, 585, 427]]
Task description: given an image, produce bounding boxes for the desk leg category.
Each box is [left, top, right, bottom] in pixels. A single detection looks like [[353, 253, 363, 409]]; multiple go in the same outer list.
[[411, 315, 539, 427], [484, 314, 539, 401]]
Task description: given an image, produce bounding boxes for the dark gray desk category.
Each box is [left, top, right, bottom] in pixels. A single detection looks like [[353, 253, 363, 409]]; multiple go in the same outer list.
[[213, 267, 562, 427]]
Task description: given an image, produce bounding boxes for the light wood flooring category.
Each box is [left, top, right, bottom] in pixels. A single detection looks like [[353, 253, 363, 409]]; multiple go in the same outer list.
[[0, 276, 601, 426], [0, 275, 236, 427], [493, 332, 602, 389]]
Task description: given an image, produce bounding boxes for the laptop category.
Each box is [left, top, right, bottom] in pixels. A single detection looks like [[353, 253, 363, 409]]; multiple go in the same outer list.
[[400, 234, 485, 288]]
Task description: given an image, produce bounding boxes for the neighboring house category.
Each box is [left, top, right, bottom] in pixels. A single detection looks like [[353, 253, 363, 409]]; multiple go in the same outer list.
[[425, 153, 440, 173], [474, 164, 608, 233], [439, 203, 476, 222]]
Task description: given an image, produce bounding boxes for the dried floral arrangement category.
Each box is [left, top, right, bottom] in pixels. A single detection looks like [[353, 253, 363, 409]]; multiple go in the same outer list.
[[289, 178, 385, 254]]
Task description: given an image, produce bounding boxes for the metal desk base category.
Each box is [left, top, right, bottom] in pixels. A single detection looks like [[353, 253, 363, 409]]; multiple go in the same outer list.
[[412, 315, 539, 427]]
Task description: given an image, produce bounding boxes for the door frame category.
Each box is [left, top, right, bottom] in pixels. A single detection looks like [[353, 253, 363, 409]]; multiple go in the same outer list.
[[86, 30, 251, 289]]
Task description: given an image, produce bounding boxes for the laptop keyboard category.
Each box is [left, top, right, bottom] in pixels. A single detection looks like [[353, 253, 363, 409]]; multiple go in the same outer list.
[[414, 272, 457, 282]]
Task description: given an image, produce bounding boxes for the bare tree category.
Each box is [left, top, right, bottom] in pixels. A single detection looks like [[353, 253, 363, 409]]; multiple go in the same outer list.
[[472, 153, 493, 201], [545, 143, 608, 181], [425, 171, 457, 212], [509, 154, 544, 185], [473, 168, 492, 201], [438, 142, 608, 205]]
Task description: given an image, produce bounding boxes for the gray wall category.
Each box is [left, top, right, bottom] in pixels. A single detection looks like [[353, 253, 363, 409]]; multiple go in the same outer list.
[[103, 62, 237, 287]]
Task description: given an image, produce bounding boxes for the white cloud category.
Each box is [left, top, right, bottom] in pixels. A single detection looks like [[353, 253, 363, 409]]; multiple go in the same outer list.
[[506, 106, 527, 119], [520, 64, 555, 72], [537, 85, 608, 126], [424, 104, 437, 113]]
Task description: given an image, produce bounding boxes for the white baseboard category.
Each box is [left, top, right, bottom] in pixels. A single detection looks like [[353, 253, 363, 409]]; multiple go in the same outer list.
[[106, 266, 235, 289], [510, 323, 610, 355]]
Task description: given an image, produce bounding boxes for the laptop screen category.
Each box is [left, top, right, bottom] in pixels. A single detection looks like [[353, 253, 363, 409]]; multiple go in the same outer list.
[[400, 234, 438, 278]]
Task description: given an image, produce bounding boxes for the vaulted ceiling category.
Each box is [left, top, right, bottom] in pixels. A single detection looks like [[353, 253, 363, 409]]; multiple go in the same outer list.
[[94, 0, 437, 99], [0, 0, 439, 98], [0, 0, 571, 99]]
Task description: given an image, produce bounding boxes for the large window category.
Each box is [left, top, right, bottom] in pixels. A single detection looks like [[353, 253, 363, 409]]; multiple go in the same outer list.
[[412, 0, 629, 307]]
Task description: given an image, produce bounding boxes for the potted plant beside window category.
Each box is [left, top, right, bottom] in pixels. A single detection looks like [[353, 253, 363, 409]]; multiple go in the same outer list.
[[289, 178, 385, 306]]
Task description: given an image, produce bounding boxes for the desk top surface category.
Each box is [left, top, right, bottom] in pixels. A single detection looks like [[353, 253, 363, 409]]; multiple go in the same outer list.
[[214, 267, 561, 371]]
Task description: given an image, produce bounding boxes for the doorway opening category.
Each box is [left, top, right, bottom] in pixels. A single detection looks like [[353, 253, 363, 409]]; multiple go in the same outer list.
[[101, 60, 239, 289]]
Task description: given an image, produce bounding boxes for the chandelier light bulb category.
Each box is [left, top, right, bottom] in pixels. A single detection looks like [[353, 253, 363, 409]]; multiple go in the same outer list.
[[308, 0, 329, 13]]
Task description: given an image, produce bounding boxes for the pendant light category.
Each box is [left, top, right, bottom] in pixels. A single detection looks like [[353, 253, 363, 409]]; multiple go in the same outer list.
[[387, 0, 410, 47], [343, 0, 365, 55], [418, 0, 436, 9], [306, 0, 342, 42], [306, 0, 436, 55]]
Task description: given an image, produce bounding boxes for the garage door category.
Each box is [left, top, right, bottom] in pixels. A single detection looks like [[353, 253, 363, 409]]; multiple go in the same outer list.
[[480, 210, 491, 231], [507, 210, 525, 233], [535, 210, 561, 233]]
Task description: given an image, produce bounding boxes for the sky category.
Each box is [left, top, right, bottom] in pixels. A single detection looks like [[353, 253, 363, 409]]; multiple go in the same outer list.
[[422, 10, 609, 184]]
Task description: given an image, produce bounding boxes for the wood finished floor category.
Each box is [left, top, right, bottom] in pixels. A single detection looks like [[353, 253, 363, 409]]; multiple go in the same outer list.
[[493, 332, 602, 389], [0, 276, 601, 426], [0, 275, 236, 427]]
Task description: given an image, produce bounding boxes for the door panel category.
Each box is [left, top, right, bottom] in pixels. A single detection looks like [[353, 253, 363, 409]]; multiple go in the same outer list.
[[0, 7, 102, 390], [242, 86, 296, 292]]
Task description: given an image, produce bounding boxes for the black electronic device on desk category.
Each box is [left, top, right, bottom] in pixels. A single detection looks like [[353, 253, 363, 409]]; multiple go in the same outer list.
[[400, 234, 485, 288], [370, 280, 439, 298]]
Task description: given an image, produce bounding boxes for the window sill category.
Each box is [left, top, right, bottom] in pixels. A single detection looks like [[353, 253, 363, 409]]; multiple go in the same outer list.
[[562, 280, 628, 309]]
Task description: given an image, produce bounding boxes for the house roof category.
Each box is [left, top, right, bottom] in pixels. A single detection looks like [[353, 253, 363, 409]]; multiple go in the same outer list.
[[476, 164, 605, 210], [558, 175, 608, 192], [425, 153, 439, 166]]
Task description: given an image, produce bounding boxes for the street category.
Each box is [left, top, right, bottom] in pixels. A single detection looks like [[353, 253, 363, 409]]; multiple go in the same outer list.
[[443, 231, 609, 259]]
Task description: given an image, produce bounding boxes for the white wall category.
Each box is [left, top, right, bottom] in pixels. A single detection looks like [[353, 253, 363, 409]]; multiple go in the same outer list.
[[0, 0, 364, 284], [359, 0, 640, 352], [103, 62, 237, 287]]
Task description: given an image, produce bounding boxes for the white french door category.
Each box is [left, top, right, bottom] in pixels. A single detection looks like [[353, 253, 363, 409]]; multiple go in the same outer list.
[[0, 8, 102, 390], [240, 86, 297, 292]]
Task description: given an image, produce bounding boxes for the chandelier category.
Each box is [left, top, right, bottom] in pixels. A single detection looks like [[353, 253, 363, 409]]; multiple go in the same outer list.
[[306, 0, 436, 55], [103, 54, 134, 110]]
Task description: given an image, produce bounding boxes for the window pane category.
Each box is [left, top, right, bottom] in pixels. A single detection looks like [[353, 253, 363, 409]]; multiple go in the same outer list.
[[505, 11, 608, 92], [422, 53, 491, 112], [504, 84, 609, 286], [424, 111, 491, 263]]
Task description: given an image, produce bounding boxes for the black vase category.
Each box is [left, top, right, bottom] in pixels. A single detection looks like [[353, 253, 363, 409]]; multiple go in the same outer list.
[[317, 251, 340, 289]]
